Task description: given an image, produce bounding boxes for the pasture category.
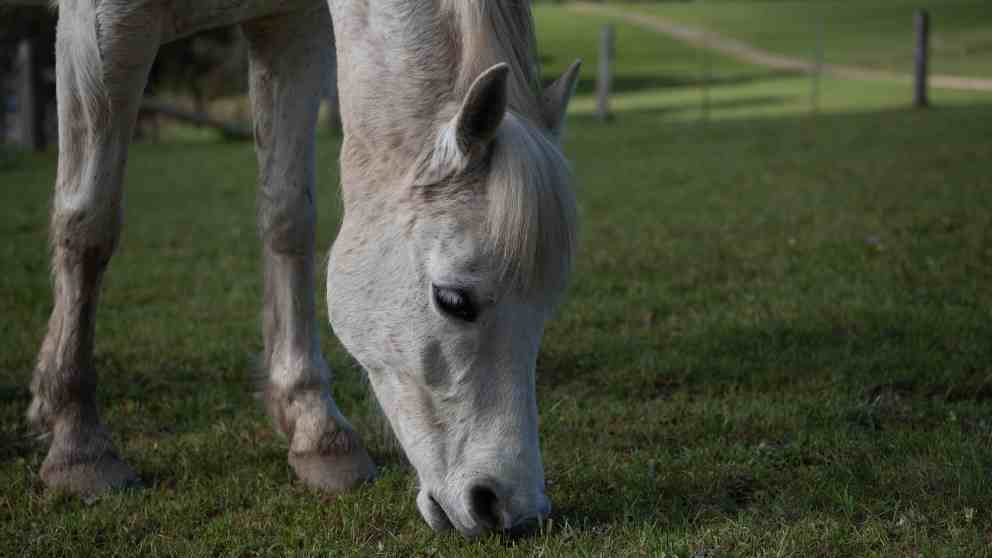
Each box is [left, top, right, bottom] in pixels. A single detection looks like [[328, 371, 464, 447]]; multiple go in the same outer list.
[[2, 3, 992, 556], [630, 0, 992, 78]]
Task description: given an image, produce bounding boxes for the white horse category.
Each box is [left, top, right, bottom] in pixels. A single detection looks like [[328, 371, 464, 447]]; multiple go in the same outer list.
[[30, 0, 580, 537]]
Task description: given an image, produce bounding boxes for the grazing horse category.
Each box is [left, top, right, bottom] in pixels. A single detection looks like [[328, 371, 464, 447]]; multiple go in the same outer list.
[[30, 0, 580, 537]]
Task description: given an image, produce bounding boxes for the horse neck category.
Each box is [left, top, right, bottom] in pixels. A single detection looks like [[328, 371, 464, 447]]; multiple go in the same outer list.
[[330, 1, 455, 161], [329, 0, 544, 195]]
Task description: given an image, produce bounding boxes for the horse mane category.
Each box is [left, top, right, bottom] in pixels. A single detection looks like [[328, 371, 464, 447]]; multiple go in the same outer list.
[[439, 0, 544, 124], [428, 1, 578, 298]]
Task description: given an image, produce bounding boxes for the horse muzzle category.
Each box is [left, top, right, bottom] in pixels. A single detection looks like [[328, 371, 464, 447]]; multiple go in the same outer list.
[[417, 478, 551, 537]]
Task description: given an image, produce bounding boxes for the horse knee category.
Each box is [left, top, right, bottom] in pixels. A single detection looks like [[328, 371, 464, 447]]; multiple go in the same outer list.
[[51, 199, 122, 268], [92, 9, 160, 103], [50, 3, 160, 263]]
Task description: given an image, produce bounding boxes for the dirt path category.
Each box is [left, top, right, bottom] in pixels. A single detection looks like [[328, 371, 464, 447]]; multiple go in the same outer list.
[[569, 2, 992, 93]]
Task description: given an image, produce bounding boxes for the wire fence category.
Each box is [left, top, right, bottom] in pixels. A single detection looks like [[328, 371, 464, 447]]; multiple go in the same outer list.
[[3, 3, 987, 150], [589, 9, 938, 125]]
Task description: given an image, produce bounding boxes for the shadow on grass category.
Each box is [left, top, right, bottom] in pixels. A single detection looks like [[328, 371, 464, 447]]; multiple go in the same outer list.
[[539, 61, 801, 97], [578, 70, 802, 97], [0, 423, 36, 462], [548, 465, 763, 533], [624, 94, 800, 119], [540, 100, 992, 399], [0, 147, 29, 172], [540, 306, 992, 404]]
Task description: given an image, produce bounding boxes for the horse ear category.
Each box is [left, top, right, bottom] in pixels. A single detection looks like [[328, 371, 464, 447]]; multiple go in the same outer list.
[[542, 59, 582, 138], [453, 63, 510, 154]]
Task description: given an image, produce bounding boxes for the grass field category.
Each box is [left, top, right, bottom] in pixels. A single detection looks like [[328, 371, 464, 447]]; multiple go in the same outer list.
[[630, 0, 992, 78], [535, 5, 992, 124], [3, 4, 992, 557]]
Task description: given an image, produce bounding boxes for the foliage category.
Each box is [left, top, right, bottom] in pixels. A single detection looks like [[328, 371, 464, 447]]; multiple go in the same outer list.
[[0, 6, 53, 45], [0, 5, 247, 106], [152, 27, 250, 109]]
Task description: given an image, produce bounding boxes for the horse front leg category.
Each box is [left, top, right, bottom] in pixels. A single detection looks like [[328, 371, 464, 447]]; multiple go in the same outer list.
[[30, 1, 161, 494], [242, 4, 376, 492]]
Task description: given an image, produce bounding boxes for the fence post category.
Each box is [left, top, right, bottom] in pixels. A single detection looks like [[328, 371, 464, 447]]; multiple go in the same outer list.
[[14, 23, 52, 152], [597, 24, 614, 122], [810, 16, 825, 115], [700, 33, 711, 124], [914, 9, 930, 108], [16, 40, 40, 150]]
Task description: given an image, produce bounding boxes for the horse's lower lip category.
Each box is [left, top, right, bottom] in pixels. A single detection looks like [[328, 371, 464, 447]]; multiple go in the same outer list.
[[418, 489, 490, 537], [416, 490, 454, 532], [417, 487, 552, 537]]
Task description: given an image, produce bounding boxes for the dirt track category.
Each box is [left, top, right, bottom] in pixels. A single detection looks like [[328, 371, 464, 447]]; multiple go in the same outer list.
[[569, 2, 992, 93]]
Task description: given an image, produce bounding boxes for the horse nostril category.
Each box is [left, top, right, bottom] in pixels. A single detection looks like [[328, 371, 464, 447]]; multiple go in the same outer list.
[[467, 483, 502, 530]]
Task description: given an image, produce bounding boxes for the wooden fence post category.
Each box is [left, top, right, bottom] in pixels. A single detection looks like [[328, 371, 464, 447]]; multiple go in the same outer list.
[[15, 39, 41, 150], [810, 16, 825, 115], [914, 9, 930, 108], [597, 24, 614, 122], [700, 34, 711, 124], [13, 20, 53, 152]]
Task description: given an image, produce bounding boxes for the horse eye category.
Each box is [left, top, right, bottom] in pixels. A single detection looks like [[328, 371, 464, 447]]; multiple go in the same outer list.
[[433, 285, 478, 322]]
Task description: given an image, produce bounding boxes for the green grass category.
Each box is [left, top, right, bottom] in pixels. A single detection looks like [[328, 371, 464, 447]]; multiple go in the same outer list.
[[536, 3, 749, 95], [3, 5, 992, 557], [630, 0, 992, 78], [536, 5, 992, 124]]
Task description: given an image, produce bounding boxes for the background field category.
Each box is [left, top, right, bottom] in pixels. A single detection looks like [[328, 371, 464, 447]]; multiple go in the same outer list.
[[628, 0, 992, 79], [536, 2, 991, 123], [2, 3, 992, 557]]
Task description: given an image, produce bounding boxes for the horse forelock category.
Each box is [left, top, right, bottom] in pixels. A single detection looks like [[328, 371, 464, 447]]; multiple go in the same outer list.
[[409, 1, 576, 300], [485, 113, 577, 299], [412, 112, 577, 301]]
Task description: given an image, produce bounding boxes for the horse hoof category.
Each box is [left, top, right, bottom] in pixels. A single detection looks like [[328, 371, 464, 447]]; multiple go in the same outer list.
[[41, 446, 141, 496], [289, 428, 377, 493]]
